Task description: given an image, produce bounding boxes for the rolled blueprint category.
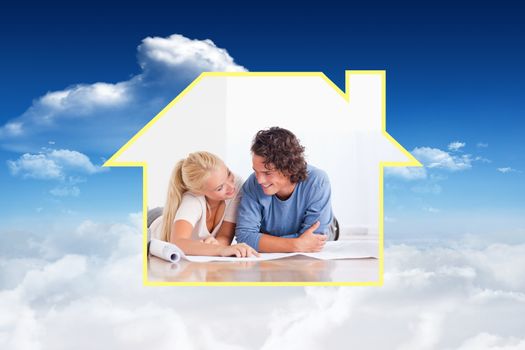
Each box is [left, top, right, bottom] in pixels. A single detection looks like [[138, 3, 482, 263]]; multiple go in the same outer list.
[[148, 239, 184, 263], [148, 254, 182, 277]]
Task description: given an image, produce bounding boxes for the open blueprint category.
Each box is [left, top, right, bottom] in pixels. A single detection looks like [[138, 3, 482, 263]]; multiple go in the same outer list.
[[149, 239, 378, 263]]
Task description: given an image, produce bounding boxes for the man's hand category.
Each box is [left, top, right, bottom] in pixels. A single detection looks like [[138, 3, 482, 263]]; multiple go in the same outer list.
[[293, 221, 327, 252]]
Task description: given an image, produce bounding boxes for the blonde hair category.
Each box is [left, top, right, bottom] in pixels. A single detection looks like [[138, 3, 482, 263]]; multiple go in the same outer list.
[[161, 151, 224, 242]]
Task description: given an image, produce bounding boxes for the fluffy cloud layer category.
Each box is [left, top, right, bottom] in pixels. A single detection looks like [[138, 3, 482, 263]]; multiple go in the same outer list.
[[261, 243, 525, 350], [0, 34, 246, 154], [0, 215, 290, 349], [1, 214, 524, 350]]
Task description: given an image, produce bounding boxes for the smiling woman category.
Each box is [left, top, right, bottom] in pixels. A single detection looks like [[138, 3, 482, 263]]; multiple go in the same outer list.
[[148, 151, 258, 258]]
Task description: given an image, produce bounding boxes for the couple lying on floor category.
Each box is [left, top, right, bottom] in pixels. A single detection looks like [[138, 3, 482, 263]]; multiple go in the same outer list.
[[149, 127, 338, 258]]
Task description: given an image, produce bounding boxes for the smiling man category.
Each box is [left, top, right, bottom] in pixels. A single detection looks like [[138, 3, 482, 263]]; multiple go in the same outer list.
[[235, 127, 338, 253]]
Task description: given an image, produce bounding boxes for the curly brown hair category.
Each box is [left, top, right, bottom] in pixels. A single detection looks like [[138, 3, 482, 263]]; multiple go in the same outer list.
[[251, 127, 307, 183]]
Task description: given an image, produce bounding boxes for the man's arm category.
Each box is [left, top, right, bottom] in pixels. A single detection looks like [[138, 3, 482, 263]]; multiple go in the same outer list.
[[258, 221, 326, 253], [236, 173, 331, 253]]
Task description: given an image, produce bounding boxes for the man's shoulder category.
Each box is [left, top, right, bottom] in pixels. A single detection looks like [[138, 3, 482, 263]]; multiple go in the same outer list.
[[242, 173, 262, 194], [305, 164, 330, 185], [243, 172, 256, 187], [240, 173, 269, 206]]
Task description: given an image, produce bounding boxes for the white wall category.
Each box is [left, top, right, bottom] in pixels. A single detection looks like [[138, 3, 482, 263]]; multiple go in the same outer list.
[[224, 75, 385, 234], [117, 77, 228, 209], [116, 74, 409, 235]]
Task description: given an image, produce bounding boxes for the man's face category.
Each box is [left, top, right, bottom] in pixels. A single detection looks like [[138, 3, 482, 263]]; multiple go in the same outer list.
[[252, 154, 294, 198]]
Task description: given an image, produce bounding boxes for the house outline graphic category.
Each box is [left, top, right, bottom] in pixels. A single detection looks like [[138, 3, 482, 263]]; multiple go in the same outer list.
[[104, 70, 422, 287]]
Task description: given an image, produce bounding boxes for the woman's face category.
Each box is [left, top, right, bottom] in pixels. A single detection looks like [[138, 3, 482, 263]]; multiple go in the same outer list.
[[201, 165, 236, 202]]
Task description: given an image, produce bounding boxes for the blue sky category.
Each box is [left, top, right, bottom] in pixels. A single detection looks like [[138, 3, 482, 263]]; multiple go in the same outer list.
[[1, 1, 524, 239]]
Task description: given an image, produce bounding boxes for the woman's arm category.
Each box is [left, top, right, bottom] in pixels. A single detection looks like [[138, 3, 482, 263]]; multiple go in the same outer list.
[[170, 219, 257, 257], [214, 221, 236, 246]]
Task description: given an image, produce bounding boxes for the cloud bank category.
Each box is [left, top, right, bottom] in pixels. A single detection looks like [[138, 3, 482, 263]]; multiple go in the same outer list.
[[1, 214, 524, 350], [0, 34, 246, 154], [261, 243, 525, 350]]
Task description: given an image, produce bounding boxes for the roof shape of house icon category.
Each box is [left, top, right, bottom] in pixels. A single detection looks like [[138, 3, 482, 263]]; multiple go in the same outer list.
[[105, 70, 421, 244]]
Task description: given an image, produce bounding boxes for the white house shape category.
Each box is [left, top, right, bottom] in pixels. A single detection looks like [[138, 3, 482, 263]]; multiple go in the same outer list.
[[105, 71, 420, 237]]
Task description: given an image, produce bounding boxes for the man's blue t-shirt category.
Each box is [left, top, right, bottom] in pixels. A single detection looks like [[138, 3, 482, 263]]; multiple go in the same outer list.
[[235, 165, 333, 250]]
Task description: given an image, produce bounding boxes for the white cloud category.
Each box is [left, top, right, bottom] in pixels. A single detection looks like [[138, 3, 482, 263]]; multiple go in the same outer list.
[[386, 146, 476, 182], [497, 167, 520, 174], [411, 183, 442, 194], [38, 216, 142, 260], [41, 300, 196, 350], [457, 333, 525, 350], [138, 34, 246, 74], [2, 122, 23, 136], [448, 141, 466, 151], [40, 82, 129, 111], [0, 34, 246, 153], [475, 156, 491, 163], [412, 147, 473, 171], [384, 216, 397, 222], [18, 255, 87, 303], [0, 83, 129, 140], [0, 290, 42, 350], [423, 206, 441, 213], [477, 142, 489, 148], [261, 287, 360, 350], [7, 148, 104, 180], [396, 307, 451, 350], [4, 201, 525, 350], [258, 242, 525, 350], [385, 166, 427, 180], [0, 214, 296, 350], [2, 213, 525, 350], [7, 153, 63, 179], [49, 185, 80, 197], [47, 149, 100, 174]]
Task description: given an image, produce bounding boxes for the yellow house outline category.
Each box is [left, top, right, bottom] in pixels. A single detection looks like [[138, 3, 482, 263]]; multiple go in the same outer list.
[[104, 70, 422, 287]]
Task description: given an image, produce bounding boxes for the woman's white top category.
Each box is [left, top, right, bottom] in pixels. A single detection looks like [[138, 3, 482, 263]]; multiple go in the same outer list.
[[150, 175, 243, 241]]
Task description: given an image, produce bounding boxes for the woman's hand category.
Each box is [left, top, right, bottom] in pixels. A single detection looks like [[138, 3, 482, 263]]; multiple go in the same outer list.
[[200, 236, 219, 245], [219, 243, 260, 258]]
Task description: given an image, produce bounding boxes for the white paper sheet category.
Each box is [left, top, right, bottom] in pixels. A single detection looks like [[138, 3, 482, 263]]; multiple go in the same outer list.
[[150, 240, 378, 263]]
